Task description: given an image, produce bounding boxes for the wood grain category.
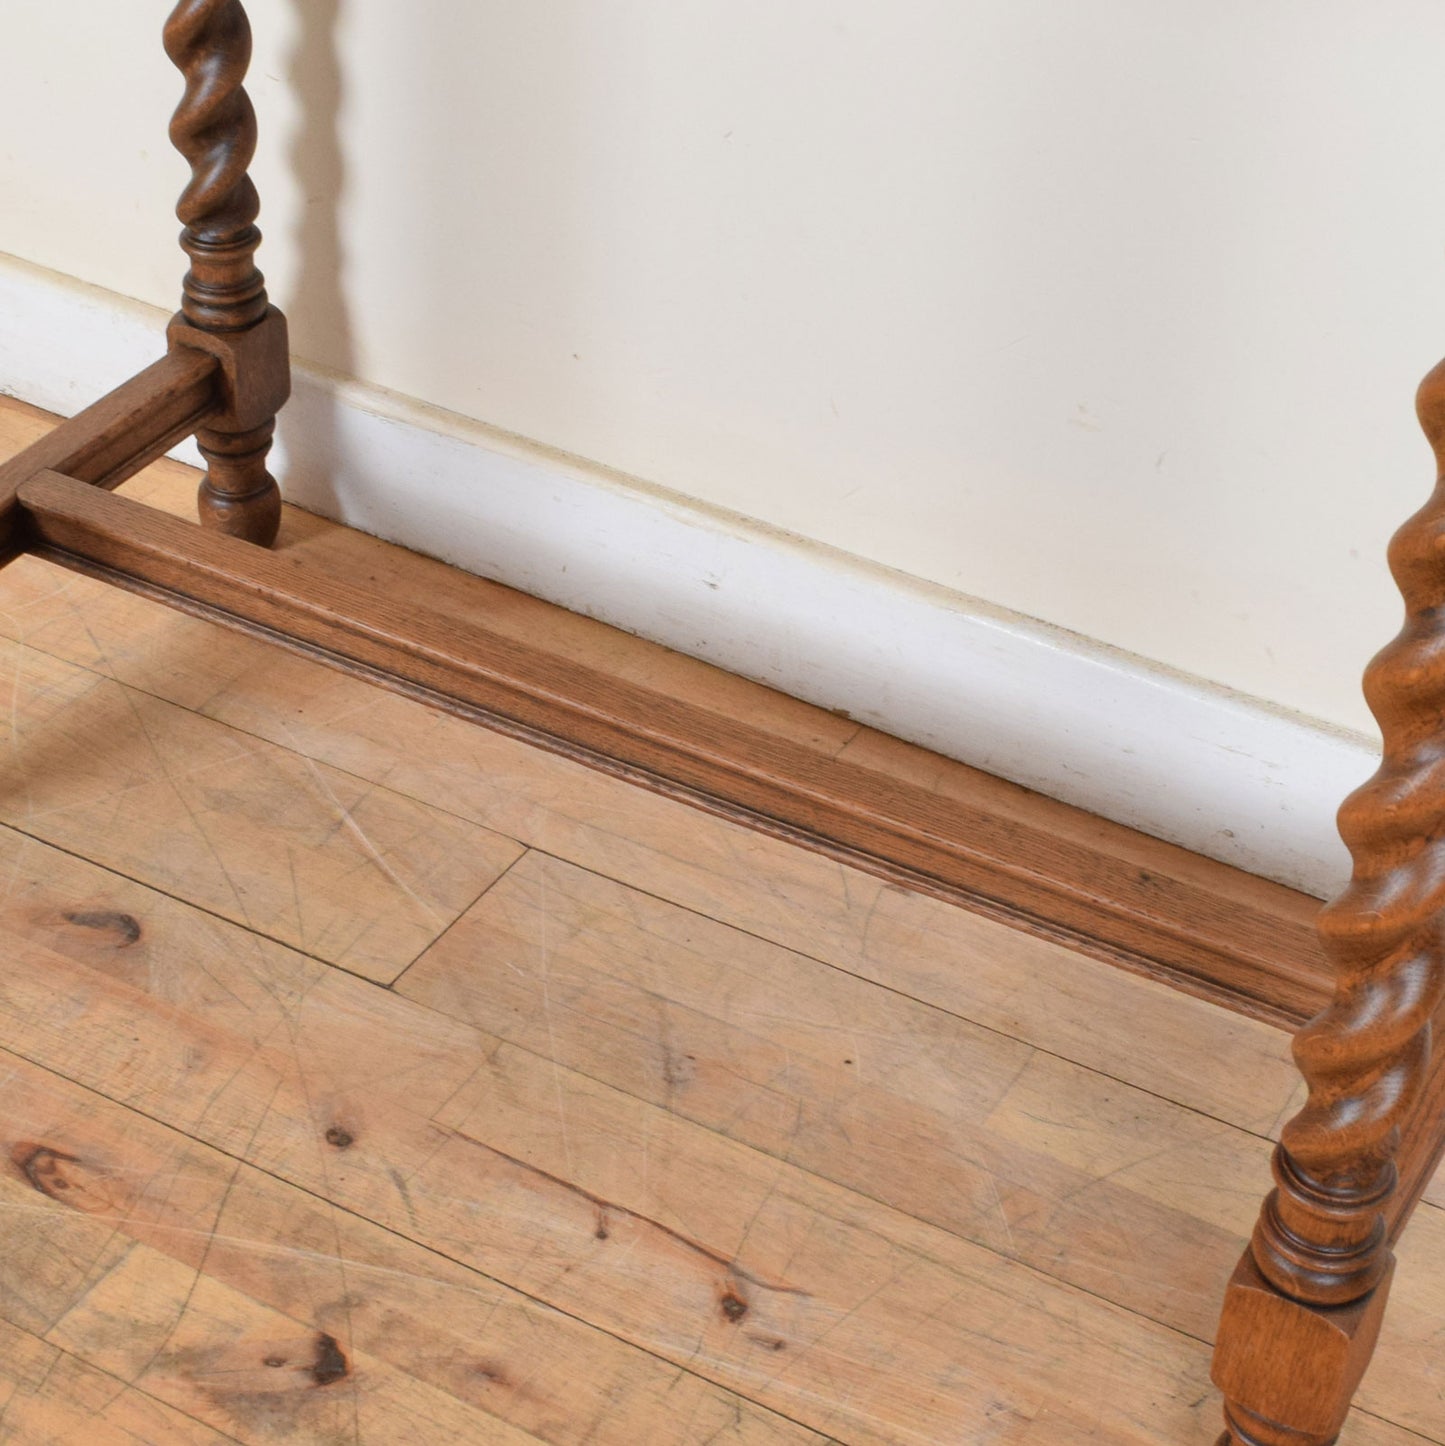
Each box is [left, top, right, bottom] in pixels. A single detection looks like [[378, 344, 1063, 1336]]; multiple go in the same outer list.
[[0, 806, 1423, 1441], [0, 1063, 819, 1445], [0, 869, 1229, 1441], [391, 849, 1445, 1436], [395, 850, 1271, 1341], [0, 1314, 243, 1445], [0, 632, 522, 981]]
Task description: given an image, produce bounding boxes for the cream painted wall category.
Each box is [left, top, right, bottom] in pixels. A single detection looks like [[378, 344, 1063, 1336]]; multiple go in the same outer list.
[[3, 2, 1444, 738]]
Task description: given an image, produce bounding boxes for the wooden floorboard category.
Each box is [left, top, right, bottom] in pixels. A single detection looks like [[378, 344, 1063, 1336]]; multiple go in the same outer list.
[[3, 1057, 819, 1446], [0, 398, 1435, 1443], [0, 875, 1224, 1442], [0, 1313, 245, 1446]]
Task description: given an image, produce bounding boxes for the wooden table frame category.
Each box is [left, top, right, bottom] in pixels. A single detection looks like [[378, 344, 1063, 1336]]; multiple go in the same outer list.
[[8, 5, 1440, 1441]]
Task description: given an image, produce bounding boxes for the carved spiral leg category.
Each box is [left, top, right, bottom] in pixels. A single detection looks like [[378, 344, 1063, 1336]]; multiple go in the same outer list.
[[165, 0, 288, 546], [1212, 357, 1445, 1441]]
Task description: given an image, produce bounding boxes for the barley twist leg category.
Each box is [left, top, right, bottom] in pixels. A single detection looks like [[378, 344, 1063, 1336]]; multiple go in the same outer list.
[[165, 0, 287, 545], [1212, 357, 1445, 1441]]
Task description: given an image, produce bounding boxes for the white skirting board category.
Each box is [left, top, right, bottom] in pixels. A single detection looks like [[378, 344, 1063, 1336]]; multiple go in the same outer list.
[[0, 251, 1376, 901]]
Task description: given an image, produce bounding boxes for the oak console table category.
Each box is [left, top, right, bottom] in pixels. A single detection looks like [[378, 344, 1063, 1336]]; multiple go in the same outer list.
[[7, 5, 1441, 1442]]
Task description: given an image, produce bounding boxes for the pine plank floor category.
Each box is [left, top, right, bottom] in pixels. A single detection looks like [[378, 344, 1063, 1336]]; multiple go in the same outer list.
[[0, 398, 1438, 1443]]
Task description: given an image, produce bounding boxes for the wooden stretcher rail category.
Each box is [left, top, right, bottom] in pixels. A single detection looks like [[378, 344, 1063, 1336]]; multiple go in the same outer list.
[[0, 351, 219, 533], [15, 467, 1325, 1028]]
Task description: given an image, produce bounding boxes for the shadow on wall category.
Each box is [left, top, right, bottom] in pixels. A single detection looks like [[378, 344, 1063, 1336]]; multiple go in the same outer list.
[[277, 0, 352, 528], [269, 2, 594, 559]]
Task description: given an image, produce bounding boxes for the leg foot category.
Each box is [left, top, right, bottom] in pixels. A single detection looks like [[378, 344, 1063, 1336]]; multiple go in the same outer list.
[[1212, 1252, 1391, 1446], [195, 420, 281, 545], [1218, 1403, 1338, 1445]]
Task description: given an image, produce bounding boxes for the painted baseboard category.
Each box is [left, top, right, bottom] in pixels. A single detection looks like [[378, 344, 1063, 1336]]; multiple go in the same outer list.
[[0, 250, 1375, 901]]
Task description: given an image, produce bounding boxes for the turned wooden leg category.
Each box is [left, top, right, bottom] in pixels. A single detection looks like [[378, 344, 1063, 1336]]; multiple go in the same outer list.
[[194, 419, 281, 541], [164, 0, 289, 546], [1211, 357, 1445, 1439]]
